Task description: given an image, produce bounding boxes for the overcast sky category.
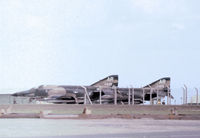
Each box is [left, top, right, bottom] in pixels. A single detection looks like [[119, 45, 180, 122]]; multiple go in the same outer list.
[[0, 0, 200, 103]]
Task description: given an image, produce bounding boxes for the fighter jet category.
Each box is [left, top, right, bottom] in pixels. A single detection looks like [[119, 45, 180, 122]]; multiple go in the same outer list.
[[12, 75, 172, 104]]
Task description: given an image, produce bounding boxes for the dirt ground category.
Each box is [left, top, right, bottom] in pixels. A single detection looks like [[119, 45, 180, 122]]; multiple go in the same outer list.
[[0, 104, 200, 120], [0, 105, 200, 137]]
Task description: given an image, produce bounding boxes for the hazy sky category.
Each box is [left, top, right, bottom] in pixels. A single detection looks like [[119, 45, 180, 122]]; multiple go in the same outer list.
[[0, 0, 200, 103]]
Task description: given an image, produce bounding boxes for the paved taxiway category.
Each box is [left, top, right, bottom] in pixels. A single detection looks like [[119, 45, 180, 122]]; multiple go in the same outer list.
[[0, 119, 199, 138]]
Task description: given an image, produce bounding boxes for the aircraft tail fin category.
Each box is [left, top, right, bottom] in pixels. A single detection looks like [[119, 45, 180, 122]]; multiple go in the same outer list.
[[143, 77, 171, 89], [91, 75, 118, 87]]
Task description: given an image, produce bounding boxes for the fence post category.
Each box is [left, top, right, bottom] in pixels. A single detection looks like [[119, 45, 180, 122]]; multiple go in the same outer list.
[[114, 87, 117, 105], [182, 87, 185, 104], [195, 88, 198, 105], [184, 84, 187, 104], [9, 95, 11, 104], [81, 86, 92, 105], [148, 85, 152, 105], [143, 88, 145, 105], [128, 88, 131, 105], [156, 89, 158, 105], [167, 86, 170, 105], [132, 88, 134, 105], [167, 88, 169, 105], [99, 87, 102, 105]]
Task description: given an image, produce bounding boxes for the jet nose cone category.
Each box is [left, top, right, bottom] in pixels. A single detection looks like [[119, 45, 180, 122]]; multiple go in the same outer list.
[[11, 90, 31, 97], [11, 93, 18, 96]]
